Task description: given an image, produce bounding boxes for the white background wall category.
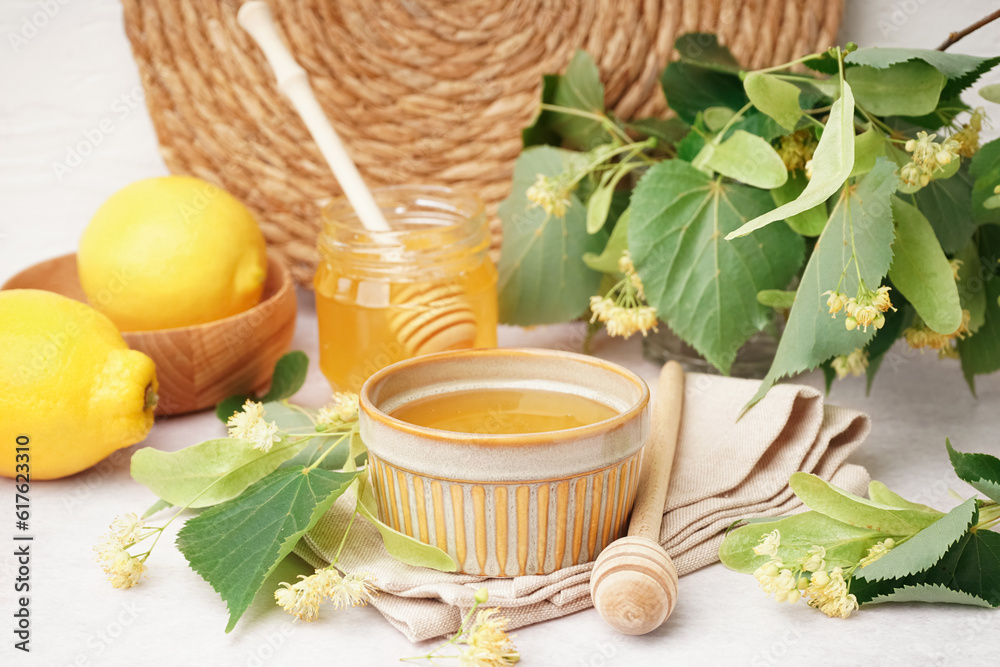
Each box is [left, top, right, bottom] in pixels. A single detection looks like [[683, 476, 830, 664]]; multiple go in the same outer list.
[[2, 0, 1000, 283]]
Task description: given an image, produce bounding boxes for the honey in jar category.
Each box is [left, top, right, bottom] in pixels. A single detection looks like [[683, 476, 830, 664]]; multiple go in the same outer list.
[[315, 186, 497, 392]]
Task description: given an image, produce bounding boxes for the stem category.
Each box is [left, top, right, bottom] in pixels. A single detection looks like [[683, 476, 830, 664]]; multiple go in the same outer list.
[[282, 400, 318, 425], [306, 433, 350, 471], [714, 101, 753, 142], [538, 104, 631, 143], [750, 52, 826, 75], [400, 600, 482, 663], [936, 8, 1000, 50]]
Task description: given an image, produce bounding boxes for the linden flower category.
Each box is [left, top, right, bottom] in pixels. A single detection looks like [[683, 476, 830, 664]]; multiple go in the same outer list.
[[227, 400, 280, 452], [904, 309, 972, 355], [462, 608, 520, 666], [274, 581, 323, 622], [824, 290, 848, 317], [837, 285, 894, 332], [317, 392, 360, 426], [806, 567, 858, 619], [109, 513, 144, 545], [950, 259, 964, 281], [618, 251, 646, 300], [777, 129, 818, 172], [831, 348, 868, 379], [952, 108, 987, 158], [329, 572, 378, 609], [901, 131, 962, 188], [525, 174, 572, 218], [102, 549, 148, 590], [802, 545, 827, 573], [753, 530, 781, 557], [860, 538, 896, 568], [589, 297, 659, 339], [275, 569, 377, 621]]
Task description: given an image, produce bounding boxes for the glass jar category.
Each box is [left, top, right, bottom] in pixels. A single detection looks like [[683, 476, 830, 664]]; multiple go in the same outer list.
[[315, 185, 498, 392]]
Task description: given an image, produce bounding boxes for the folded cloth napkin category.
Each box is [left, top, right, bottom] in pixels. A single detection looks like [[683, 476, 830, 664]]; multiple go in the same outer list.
[[294, 373, 871, 642]]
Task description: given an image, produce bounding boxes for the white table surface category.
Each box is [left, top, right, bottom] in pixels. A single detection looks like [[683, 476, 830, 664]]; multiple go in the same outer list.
[[3, 2, 1000, 665]]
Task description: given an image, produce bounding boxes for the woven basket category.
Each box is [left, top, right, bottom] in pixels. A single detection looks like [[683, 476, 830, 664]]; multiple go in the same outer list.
[[122, 0, 843, 286]]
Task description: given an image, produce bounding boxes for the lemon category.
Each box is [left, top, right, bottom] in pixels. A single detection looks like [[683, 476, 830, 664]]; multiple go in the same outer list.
[[0, 290, 158, 480], [78, 176, 268, 331]]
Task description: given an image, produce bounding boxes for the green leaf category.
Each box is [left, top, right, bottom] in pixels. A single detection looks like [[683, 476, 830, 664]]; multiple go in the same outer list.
[[958, 225, 1000, 391], [888, 197, 963, 334], [850, 127, 885, 178], [356, 479, 457, 572], [547, 50, 608, 150], [854, 498, 976, 582], [947, 440, 1000, 504], [260, 351, 309, 402], [956, 240, 987, 334], [215, 352, 309, 422], [789, 472, 942, 535], [674, 33, 741, 73], [704, 130, 788, 189], [703, 106, 735, 132], [261, 402, 351, 472], [868, 481, 944, 515], [744, 72, 803, 131], [625, 117, 689, 147], [177, 466, 359, 632], [726, 80, 855, 239], [757, 289, 797, 309], [846, 61, 945, 117], [866, 583, 994, 607], [661, 61, 747, 125], [744, 161, 899, 410], [719, 511, 884, 574], [629, 160, 804, 374], [131, 437, 312, 508], [981, 83, 1000, 104], [845, 48, 1000, 99], [971, 139, 1000, 224], [909, 166, 976, 255], [497, 146, 606, 325], [583, 208, 630, 273], [771, 170, 827, 236], [141, 498, 173, 519], [586, 163, 637, 233], [863, 305, 908, 394], [522, 74, 561, 147]]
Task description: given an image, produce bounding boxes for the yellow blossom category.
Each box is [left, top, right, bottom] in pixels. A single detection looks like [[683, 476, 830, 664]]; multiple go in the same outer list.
[[526, 174, 572, 218], [900, 131, 962, 188], [952, 107, 987, 158], [103, 549, 147, 589], [329, 572, 377, 609], [824, 291, 848, 317], [904, 309, 971, 353], [274, 581, 323, 622], [753, 530, 781, 557], [802, 545, 827, 572], [462, 608, 520, 666], [777, 129, 818, 172], [831, 348, 868, 379], [860, 538, 896, 568], [805, 567, 858, 619], [227, 400, 280, 452], [950, 259, 963, 281], [318, 392, 360, 426]]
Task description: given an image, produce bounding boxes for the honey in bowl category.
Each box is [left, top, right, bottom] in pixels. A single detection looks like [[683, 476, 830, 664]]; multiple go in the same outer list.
[[389, 388, 618, 434]]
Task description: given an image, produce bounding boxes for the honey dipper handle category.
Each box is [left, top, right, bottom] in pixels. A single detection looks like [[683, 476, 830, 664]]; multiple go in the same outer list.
[[627, 361, 684, 543]]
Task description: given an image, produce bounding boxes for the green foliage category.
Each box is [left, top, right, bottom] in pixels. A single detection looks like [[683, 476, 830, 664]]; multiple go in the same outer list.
[[909, 166, 976, 255], [743, 72, 802, 131], [770, 170, 827, 236], [981, 84, 1000, 104], [629, 160, 804, 374], [523, 50, 608, 150], [177, 466, 358, 632], [888, 197, 963, 334], [958, 225, 1000, 391], [583, 208, 629, 273], [726, 80, 855, 239], [745, 161, 899, 410], [867, 481, 943, 515], [845, 61, 945, 117], [131, 437, 312, 509], [625, 117, 689, 147], [955, 240, 987, 333], [850, 127, 885, 178], [946, 440, 1000, 504], [497, 146, 606, 325], [844, 47, 1000, 99], [355, 480, 457, 572], [215, 352, 309, 422], [971, 139, 1000, 224], [661, 35, 746, 125], [703, 129, 788, 189], [789, 472, 941, 534], [757, 290, 797, 309], [719, 511, 884, 574]]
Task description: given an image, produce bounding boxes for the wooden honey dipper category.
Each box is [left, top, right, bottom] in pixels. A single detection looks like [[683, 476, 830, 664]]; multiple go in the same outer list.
[[389, 283, 477, 357], [590, 361, 684, 635]]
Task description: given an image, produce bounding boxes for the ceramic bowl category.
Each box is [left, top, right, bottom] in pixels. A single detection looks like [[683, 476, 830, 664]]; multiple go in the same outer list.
[[359, 348, 650, 577], [2, 253, 296, 416]]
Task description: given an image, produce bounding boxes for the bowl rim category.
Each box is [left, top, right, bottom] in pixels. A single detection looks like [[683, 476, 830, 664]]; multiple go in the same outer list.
[[359, 347, 650, 447], [1, 252, 294, 337]]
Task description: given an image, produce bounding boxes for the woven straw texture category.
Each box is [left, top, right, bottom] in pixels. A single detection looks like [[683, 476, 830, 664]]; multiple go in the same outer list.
[[122, 0, 843, 285]]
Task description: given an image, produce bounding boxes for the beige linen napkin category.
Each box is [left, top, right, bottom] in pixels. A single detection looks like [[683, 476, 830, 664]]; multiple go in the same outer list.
[[294, 373, 871, 642]]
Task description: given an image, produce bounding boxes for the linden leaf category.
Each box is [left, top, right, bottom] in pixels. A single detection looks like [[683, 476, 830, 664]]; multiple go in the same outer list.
[[789, 473, 942, 535], [744, 72, 802, 131], [704, 129, 789, 189], [176, 466, 359, 632], [215, 351, 308, 422], [865, 583, 993, 607], [497, 146, 606, 325], [957, 225, 1000, 392], [770, 170, 827, 236], [867, 481, 943, 515], [844, 47, 1000, 99], [629, 160, 804, 374], [888, 196, 963, 335], [853, 498, 977, 583], [743, 160, 899, 411], [583, 208, 630, 273], [131, 437, 312, 508], [726, 80, 855, 239], [846, 60, 946, 117], [947, 440, 1000, 504]]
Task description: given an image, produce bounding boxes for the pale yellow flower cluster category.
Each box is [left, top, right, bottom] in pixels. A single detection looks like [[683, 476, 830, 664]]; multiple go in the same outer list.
[[227, 400, 280, 452], [317, 392, 360, 427], [94, 513, 148, 589], [459, 608, 521, 666], [859, 538, 896, 568], [831, 348, 869, 379], [900, 131, 962, 188], [776, 129, 818, 172], [805, 568, 859, 619], [904, 309, 972, 357], [824, 285, 895, 332], [274, 568, 376, 622], [952, 107, 987, 158], [525, 174, 573, 218], [589, 251, 659, 339]]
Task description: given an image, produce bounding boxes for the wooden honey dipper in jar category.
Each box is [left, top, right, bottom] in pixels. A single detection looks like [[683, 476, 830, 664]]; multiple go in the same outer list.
[[590, 361, 684, 635], [390, 283, 478, 358]]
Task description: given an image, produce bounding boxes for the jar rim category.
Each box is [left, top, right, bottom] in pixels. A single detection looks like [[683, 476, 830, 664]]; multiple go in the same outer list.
[[320, 184, 485, 238]]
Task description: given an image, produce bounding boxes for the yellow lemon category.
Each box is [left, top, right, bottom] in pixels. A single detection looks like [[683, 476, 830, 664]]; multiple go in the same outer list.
[[78, 176, 268, 331], [0, 290, 158, 480]]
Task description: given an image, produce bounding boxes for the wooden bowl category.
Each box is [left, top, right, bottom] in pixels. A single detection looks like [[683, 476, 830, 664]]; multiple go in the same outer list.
[[2, 253, 296, 416]]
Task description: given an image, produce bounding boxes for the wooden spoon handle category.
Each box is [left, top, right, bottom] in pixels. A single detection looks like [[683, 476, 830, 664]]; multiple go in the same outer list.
[[627, 361, 684, 543]]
